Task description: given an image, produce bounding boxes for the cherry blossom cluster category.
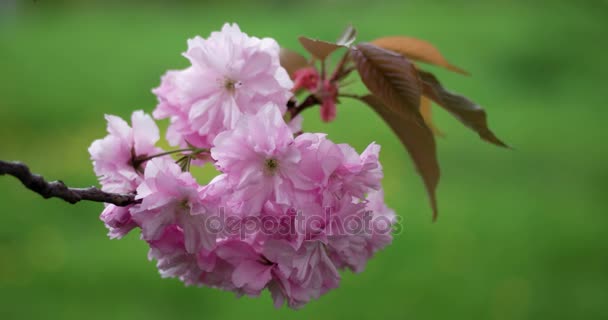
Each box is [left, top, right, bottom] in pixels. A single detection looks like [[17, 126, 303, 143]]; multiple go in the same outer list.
[[89, 23, 396, 309]]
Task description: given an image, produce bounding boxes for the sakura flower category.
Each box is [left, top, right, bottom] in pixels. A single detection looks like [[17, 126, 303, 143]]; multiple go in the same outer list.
[[131, 158, 215, 253], [90, 23, 398, 311], [148, 225, 203, 286], [323, 196, 374, 273], [152, 23, 293, 149], [295, 133, 345, 193], [211, 104, 305, 214], [292, 67, 319, 92], [198, 253, 238, 291], [148, 226, 241, 289], [295, 134, 382, 206], [291, 68, 338, 122], [319, 80, 338, 122], [89, 110, 162, 193], [100, 204, 137, 239], [336, 142, 383, 199], [264, 239, 341, 309], [364, 188, 396, 253], [287, 114, 304, 135], [213, 240, 274, 296]]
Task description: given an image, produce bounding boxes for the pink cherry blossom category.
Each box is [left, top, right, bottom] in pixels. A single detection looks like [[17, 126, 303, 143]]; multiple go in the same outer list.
[[264, 239, 340, 309], [295, 134, 383, 206], [214, 240, 273, 296], [324, 195, 381, 273], [335, 142, 383, 199], [320, 80, 338, 122], [131, 158, 215, 253], [89, 110, 161, 193], [292, 67, 319, 92], [90, 23, 398, 310], [211, 104, 305, 214], [152, 23, 293, 149], [147, 225, 203, 286], [100, 204, 137, 239], [364, 188, 396, 253]]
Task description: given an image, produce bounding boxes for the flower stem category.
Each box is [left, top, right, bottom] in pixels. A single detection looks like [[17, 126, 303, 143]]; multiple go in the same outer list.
[[330, 51, 351, 82], [338, 93, 363, 100], [133, 147, 208, 167], [288, 94, 320, 120]]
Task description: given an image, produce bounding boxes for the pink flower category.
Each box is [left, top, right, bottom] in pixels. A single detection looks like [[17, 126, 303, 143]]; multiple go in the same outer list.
[[148, 225, 203, 286], [296, 134, 383, 206], [292, 67, 319, 92], [295, 133, 345, 193], [319, 80, 338, 122], [152, 23, 293, 149], [100, 204, 137, 239], [214, 240, 274, 296], [287, 114, 303, 135], [91, 23, 398, 311], [89, 110, 161, 193], [364, 188, 396, 253], [323, 189, 395, 273], [264, 239, 340, 309], [211, 104, 305, 214], [131, 158, 215, 253], [291, 68, 338, 122], [336, 142, 383, 199]]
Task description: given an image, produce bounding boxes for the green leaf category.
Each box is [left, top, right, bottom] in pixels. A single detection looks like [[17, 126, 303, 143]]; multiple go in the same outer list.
[[419, 70, 509, 148], [279, 47, 310, 77], [350, 43, 423, 124], [372, 36, 469, 75], [298, 36, 343, 60], [360, 94, 440, 221]]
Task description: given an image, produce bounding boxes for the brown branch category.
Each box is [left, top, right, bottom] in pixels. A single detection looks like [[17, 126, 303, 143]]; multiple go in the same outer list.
[[288, 94, 320, 119], [0, 160, 138, 207]]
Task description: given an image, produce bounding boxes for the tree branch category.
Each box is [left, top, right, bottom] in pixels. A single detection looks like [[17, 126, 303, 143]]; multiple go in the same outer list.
[[288, 94, 320, 119], [0, 160, 137, 207]]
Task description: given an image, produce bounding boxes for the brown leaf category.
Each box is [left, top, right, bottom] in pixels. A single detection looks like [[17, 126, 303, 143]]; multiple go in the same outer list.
[[350, 44, 420, 107], [350, 43, 422, 123], [279, 48, 310, 77], [336, 25, 357, 46], [360, 94, 440, 221], [298, 36, 343, 60], [372, 36, 469, 75], [419, 70, 508, 148], [420, 96, 444, 136]]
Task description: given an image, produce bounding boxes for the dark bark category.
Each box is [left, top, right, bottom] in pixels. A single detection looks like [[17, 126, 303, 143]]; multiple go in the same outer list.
[[0, 160, 137, 207]]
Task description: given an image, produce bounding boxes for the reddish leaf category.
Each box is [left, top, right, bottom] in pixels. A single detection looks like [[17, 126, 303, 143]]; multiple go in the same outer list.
[[279, 48, 310, 77], [298, 36, 343, 60], [360, 95, 440, 221], [350, 43, 422, 123], [419, 70, 508, 148], [372, 36, 469, 75], [336, 25, 357, 46], [420, 96, 444, 136]]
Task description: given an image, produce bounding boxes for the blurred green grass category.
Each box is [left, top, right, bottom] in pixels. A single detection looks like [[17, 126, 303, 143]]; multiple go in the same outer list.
[[1, 0, 607, 319]]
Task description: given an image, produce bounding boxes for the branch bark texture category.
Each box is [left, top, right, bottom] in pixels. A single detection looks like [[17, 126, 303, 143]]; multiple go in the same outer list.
[[0, 160, 137, 207]]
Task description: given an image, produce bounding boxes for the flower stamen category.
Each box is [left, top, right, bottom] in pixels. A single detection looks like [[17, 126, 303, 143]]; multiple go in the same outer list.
[[264, 158, 279, 175], [223, 78, 242, 93]]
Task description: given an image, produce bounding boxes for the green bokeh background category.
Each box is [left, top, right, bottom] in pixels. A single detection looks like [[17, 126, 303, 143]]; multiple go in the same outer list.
[[1, 0, 607, 319]]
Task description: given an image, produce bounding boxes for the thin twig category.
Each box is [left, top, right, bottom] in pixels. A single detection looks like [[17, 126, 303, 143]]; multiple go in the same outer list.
[[338, 93, 364, 100], [288, 94, 320, 119], [133, 147, 206, 167], [0, 160, 138, 207], [330, 51, 352, 82]]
